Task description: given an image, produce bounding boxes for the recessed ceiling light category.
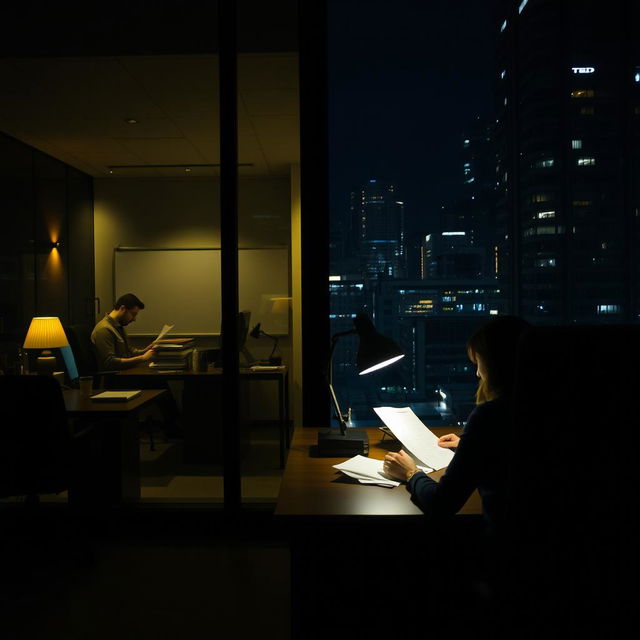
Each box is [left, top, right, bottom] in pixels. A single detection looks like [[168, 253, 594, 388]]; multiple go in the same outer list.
[[124, 118, 138, 124]]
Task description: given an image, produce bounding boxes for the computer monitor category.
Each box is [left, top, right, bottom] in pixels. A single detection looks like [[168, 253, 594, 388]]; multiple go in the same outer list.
[[59, 345, 80, 386], [217, 310, 255, 365]]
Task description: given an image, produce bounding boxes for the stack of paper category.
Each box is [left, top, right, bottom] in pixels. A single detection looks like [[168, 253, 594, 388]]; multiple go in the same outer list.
[[149, 325, 195, 370], [333, 456, 400, 488], [332, 406, 455, 486]]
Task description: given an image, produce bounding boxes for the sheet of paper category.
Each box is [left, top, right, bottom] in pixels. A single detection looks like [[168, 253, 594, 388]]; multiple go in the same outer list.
[[154, 324, 174, 342], [374, 406, 454, 471], [333, 455, 399, 486]]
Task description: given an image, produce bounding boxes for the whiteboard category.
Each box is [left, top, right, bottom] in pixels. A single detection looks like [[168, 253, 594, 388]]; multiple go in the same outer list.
[[113, 248, 289, 336]]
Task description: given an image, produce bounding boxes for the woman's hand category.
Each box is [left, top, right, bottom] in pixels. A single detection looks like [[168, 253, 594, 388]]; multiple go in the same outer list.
[[384, 450, 418, 482], [437, 433, 460, 449]]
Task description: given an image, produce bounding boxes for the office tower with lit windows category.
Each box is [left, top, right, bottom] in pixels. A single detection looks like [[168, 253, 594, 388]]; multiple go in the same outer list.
[[421, 118, 501, 283], [350, 179, 406, 280], [496, 0, 640, 323]]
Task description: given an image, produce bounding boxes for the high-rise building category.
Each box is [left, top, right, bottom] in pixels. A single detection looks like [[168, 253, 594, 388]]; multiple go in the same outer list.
[[420, 119, 500, 282], [350, 179, 406, 280], [496, 0, 640, 323]]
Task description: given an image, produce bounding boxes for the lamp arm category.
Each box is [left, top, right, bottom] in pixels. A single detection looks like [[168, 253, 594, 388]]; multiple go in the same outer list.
[[260, 329, 279, 358], [326, 329, 356, 435], [328, 381, 348, 435]]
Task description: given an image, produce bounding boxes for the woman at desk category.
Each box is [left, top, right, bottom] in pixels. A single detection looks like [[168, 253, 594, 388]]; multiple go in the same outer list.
[[384, 315, 530, 535]]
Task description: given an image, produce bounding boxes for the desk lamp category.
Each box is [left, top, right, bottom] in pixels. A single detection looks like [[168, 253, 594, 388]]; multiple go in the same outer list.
[[23, 316, 70, 376], [249, 322, 281, 365], [316, 313, 404, 457]]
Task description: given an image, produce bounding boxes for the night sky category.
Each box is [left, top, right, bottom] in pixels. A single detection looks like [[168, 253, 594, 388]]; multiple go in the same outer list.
[[328, 0, 499, 239]]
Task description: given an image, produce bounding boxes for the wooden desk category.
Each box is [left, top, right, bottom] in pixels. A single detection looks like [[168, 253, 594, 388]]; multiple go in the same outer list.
[[119, 365, 290, 467], [64, 388, 166, 503], [275, 426, 481, 517], [276, 426, 482, 638]]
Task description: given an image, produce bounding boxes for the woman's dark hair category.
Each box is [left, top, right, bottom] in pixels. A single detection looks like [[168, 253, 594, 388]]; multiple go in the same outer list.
[[466, 315, 530, 404]]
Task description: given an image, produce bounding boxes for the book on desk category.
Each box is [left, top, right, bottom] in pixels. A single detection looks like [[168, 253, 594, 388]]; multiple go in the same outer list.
[[91, 390, 142, 402]]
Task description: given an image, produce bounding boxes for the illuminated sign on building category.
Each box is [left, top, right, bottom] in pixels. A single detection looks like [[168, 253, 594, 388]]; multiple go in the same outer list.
[[571, 67, 595, 74]]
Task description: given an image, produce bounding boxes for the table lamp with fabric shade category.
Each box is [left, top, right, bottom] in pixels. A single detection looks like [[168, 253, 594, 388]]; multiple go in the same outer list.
[[23, 316, 70, 375]]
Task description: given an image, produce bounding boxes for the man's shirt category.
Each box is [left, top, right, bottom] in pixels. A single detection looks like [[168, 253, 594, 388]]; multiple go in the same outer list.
[[91, 314, 142, 370]]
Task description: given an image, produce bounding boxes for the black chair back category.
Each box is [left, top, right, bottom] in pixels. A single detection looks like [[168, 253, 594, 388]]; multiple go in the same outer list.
[[501, 325, 638, 637], [0, 375, 71, 498], [63, 324, 99, 376]]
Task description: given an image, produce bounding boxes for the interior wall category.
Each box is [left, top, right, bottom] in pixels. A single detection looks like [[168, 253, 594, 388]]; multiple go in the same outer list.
[[0, 132, 93, 369], [94, 175, 291, 314], [94, 174, 292, 419]]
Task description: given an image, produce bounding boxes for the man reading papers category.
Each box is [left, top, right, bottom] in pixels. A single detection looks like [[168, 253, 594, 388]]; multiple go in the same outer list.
[[91, 292, 181, 436], [91, 293, 157, 370]]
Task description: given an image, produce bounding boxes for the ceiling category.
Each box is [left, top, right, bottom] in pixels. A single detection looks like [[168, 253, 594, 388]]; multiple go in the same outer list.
[[0, 53, 299, 178]]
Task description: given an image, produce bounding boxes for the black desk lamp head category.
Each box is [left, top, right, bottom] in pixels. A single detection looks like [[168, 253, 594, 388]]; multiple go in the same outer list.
[[316, 312, 404, 457]]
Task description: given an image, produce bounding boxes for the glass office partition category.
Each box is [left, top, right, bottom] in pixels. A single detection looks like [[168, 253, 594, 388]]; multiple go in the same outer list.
[[237, 0, 299, 505], [78, 51, 225, 506]]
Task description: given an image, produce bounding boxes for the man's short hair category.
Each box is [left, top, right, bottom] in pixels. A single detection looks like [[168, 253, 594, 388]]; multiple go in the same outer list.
[[114, 293, 145, 310]]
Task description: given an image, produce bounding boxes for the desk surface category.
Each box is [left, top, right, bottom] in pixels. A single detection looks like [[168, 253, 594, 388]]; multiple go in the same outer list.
[[63, 388, 166, 414], [118, 364, 287, 378], [275, 426, 481, 518]]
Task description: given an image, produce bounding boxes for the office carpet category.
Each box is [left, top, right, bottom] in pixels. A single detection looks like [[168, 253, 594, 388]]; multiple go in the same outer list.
[[1, 516, 291, 640], [138, 425, 283, 503]]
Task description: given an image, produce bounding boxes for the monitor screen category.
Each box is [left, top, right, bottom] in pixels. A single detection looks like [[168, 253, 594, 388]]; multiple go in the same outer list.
[[59, 345, 79, 383], [217, 310, 254, 364]]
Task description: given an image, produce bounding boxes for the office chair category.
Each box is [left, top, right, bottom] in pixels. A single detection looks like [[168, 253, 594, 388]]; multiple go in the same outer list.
[[0, 375, 74, 505], [63, 324, 117, 388], [499, 325, 638, 638]]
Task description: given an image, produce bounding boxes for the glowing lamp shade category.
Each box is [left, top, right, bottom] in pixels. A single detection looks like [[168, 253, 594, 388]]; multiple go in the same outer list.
[[23, 316, 69, 375], [353, 314, 405, 375], [23, 317, 69, 350]]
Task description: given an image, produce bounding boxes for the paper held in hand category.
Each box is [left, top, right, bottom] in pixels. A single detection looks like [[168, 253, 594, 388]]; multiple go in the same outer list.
[[333, 406, 454, 486], [154, 324, 174, 342], [373, 406, 454, 471]]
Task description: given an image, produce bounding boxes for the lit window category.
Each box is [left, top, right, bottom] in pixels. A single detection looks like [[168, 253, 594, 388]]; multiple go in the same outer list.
[[524, 226, 559, 237], [577, 157, 596, 166], [535, 258, 556, 268], [571, 89, 595, 98], [534, 158, 555, 168], [597, 304, 621, 315], [572, 200, 592, 206], [532, 193, 551, 203], [571, 139, 583, 149], [537, 211, 556, 219], [580, 106, 595, 115]]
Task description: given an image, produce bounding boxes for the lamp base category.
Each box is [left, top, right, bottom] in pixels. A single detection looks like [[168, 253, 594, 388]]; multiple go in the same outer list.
[[315, 428, 369, 457]]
